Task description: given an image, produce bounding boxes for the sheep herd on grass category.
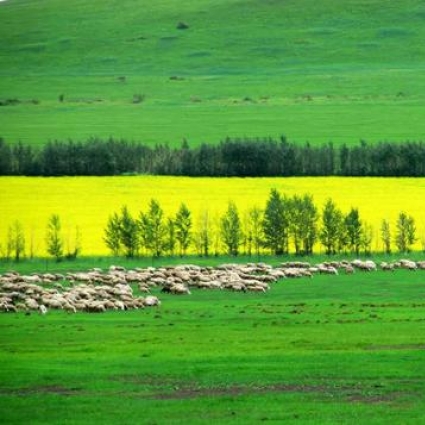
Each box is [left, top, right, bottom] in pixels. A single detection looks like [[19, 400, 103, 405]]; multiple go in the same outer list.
[[0, 259, 424, 314]]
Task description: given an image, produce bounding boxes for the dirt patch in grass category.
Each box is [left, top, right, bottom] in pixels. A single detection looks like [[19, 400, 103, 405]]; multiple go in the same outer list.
[[346, 392, 406, 404], [0, 385, 83, 396], [151, 383, 331, 400], [110, 375, 337, 399], [366, 344, 425, 351], [153, 384, 413, 404], [109, 375, 419, 403]]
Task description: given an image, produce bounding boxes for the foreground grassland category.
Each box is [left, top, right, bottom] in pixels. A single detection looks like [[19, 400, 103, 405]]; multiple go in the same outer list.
[[1, 271, 425, 424], [1, 176, 425, 256], [2, 0, 425, 146]]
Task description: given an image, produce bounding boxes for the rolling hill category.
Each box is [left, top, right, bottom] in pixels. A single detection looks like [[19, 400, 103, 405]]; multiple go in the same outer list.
[[1, 0, 425, 146]]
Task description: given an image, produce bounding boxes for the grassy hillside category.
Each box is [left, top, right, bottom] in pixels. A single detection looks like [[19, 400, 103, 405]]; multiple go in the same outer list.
[[1, 0, 425, 145]]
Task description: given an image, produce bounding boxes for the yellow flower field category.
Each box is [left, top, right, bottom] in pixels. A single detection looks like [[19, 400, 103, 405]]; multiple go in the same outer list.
[[1, 176, 425, 255]]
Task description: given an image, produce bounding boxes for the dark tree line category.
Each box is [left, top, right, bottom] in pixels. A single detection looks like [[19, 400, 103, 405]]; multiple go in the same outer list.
[[1, 137, 425, 177]]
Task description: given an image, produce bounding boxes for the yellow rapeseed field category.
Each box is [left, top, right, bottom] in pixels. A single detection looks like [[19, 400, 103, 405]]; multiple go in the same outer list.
[[1, 176, 425, 255]]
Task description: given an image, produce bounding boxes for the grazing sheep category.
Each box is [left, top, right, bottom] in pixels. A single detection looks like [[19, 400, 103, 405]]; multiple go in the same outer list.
[[5, 258, 425, 315], [86, 301, 106, 313], [109, 265, 126, 272], [318, 265, 339, 275], [351, 259, 376, 271], [364, 260, 377, 271], [0, 302, 18, 312], [196, 281, 213, 289], [114, 300, 126, 311], [169, 284, 191, 295], [25, 297, 39, 310], [44, 298, 62, 309], [380, 262, 395, 271], [138, 284, 151, 293], [144, 296, 161, 307], [63, 303, 76, 314], [344, 265, 355, 274], [22, 275, 42, 284], [399, 259, 417, 270], [246, 285, 266, 292]]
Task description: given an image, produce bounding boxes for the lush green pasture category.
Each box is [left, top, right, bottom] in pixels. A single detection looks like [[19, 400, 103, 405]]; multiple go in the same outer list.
[[1, 72, 425, 147], [1, 270, 425, 424], [1, 0, 425, 146]]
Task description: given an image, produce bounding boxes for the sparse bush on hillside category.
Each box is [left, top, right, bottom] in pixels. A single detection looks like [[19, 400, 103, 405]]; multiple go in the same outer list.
[[0, 98, 39, 106], [132, 94, 145, 104], [176, 21, 189, 30]]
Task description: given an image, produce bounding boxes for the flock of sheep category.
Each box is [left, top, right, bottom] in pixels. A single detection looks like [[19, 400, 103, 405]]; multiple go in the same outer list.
[[1, 258, 424, 314]]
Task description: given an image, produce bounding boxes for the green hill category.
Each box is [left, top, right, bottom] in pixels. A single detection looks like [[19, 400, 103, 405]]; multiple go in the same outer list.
[[1, 0, 425, 146]]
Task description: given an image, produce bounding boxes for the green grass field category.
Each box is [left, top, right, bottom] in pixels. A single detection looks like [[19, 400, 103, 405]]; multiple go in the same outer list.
[[1, 268, 425, 424], [2, 2, 425, 422], [2, 0, 425, 146]]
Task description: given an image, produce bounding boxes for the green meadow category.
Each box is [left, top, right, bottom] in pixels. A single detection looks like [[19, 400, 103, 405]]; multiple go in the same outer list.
[[2, 1, 425, 423], [2, 0, 425, 146], [1, 270, 425, 424]]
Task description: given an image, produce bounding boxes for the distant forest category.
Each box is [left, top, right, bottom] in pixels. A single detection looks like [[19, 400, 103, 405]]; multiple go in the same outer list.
[[1, 137, 425, 177]]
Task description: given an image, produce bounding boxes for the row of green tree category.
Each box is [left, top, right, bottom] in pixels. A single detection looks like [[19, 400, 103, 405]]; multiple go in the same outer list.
[[0, 191, 419, 262], [103, 190, 419, 259], [1, 214, 81, 262], [1, 137, 425, 177]]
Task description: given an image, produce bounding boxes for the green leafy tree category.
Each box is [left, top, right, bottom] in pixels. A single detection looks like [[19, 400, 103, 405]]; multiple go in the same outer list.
[[194, 209, 210, 257], [301, 195, 319, 255], [249, 206, 263, 258], [380, 219, 391, 254], [320, 198, 344, 255], [211, 213, 222, 257], [241, 210, 252, 256], [220, 201, 242, 256], [28, 227, 37, 259], [395, 212, 416, 253], [139, 199, 167, 257], [119, 206, 139, 258], [345, 208, 362, 255], [360, 222, 374, 255], [104, 212, 122, 256], [289, 194, 318, 255], [7, 221, 25, 262], [175, 203, 192, 256], [262, 189, 289, 255], [46, 214, 63, 261], [165, 217, 176, 256]]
